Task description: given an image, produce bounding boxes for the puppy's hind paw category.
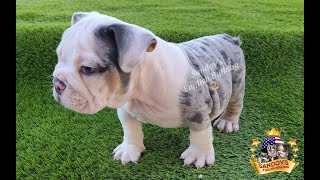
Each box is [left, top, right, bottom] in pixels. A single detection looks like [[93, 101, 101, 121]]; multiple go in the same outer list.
[[213, 119, 239, 133]]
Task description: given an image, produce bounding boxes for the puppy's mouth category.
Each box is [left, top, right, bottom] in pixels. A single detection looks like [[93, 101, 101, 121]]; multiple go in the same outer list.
[[53, 88, 91, 114], [67, 92, 88, 111]]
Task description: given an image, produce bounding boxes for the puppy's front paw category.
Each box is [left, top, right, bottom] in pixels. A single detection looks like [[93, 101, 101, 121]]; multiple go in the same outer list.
[[180, 145, 215, 169], [213, 119, 239, 133], [113, 142, 146, 164]]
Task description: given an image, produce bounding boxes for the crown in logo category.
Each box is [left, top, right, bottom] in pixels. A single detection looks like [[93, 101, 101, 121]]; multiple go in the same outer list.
[[266, 127, 281, 136], [210, 82, 219, 90]]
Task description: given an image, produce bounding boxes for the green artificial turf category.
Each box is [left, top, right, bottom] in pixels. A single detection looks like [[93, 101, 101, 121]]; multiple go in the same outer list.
[[16, 0, 304, 179]]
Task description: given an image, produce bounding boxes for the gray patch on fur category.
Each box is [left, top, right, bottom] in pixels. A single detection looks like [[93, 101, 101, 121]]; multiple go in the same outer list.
[[96, 63, 110, 74], [188, 112, 203, 123], [94, 25, 131, 90], [200, 46, 207, 52], [205, 99, 211, 105], [220, 50, 228, 60], [179, 92, 192, 106]]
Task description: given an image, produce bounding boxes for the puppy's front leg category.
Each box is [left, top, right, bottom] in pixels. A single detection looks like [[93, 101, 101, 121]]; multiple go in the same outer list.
[[180, 125, 215, 168], [113, 107, 145, 164]]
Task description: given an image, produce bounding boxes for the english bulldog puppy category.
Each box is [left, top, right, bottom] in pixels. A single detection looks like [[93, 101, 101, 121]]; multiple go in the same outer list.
[[52, 11, 245, 168]]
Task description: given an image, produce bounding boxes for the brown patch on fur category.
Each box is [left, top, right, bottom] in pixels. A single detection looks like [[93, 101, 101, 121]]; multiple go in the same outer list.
[[106, 69, 124, 95]]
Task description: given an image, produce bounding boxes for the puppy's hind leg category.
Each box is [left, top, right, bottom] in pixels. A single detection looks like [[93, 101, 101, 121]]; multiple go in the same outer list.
[[213, 72, 245, 133]]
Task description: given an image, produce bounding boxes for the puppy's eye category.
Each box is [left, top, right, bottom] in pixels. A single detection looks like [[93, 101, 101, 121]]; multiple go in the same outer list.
[[81, 66, 96, 75]]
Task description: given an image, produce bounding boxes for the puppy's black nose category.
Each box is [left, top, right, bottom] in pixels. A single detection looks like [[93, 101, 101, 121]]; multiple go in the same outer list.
[[53, 77, 66, 95]]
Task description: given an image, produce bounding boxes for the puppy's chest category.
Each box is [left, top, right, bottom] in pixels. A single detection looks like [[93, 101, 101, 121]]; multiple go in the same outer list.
[[125, 99, 184, 128]]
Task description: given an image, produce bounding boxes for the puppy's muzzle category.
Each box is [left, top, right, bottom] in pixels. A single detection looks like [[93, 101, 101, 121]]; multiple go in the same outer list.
[[53, 77, 66, 95]]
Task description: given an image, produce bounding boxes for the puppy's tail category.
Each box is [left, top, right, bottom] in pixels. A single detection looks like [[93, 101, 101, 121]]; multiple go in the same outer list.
[[233, 36, 242, 46], [221, 34, 242, 46]]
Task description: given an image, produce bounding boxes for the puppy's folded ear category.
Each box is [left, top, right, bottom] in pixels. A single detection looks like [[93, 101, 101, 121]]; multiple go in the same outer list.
[[108, 24, 157, 73], [71, 12, 99, 25]]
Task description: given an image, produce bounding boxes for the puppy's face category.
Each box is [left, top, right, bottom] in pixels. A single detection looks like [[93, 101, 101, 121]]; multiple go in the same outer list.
[[276, 143, 289, 152], [52, 12, 157, 114], [267, 144, 276, 157]]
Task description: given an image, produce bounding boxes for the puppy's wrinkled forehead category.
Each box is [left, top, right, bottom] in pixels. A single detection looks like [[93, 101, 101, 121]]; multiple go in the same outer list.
[[56, 11, 157, 74], [56, 14, 120, 65]]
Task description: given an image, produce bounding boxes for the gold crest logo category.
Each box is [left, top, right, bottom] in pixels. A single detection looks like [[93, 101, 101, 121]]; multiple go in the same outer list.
[[210, 82, 219, 90], [249, 127, 299, 174]]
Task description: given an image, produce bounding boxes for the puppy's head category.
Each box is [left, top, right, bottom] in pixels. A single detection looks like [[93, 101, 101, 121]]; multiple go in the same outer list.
[[276, 143, 289, 152], [52, 12, 157, 114]]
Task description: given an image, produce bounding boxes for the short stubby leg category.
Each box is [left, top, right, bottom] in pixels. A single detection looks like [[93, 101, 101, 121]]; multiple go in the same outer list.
[[180, 125, 215, 168], [113, 107, 145, 164]]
